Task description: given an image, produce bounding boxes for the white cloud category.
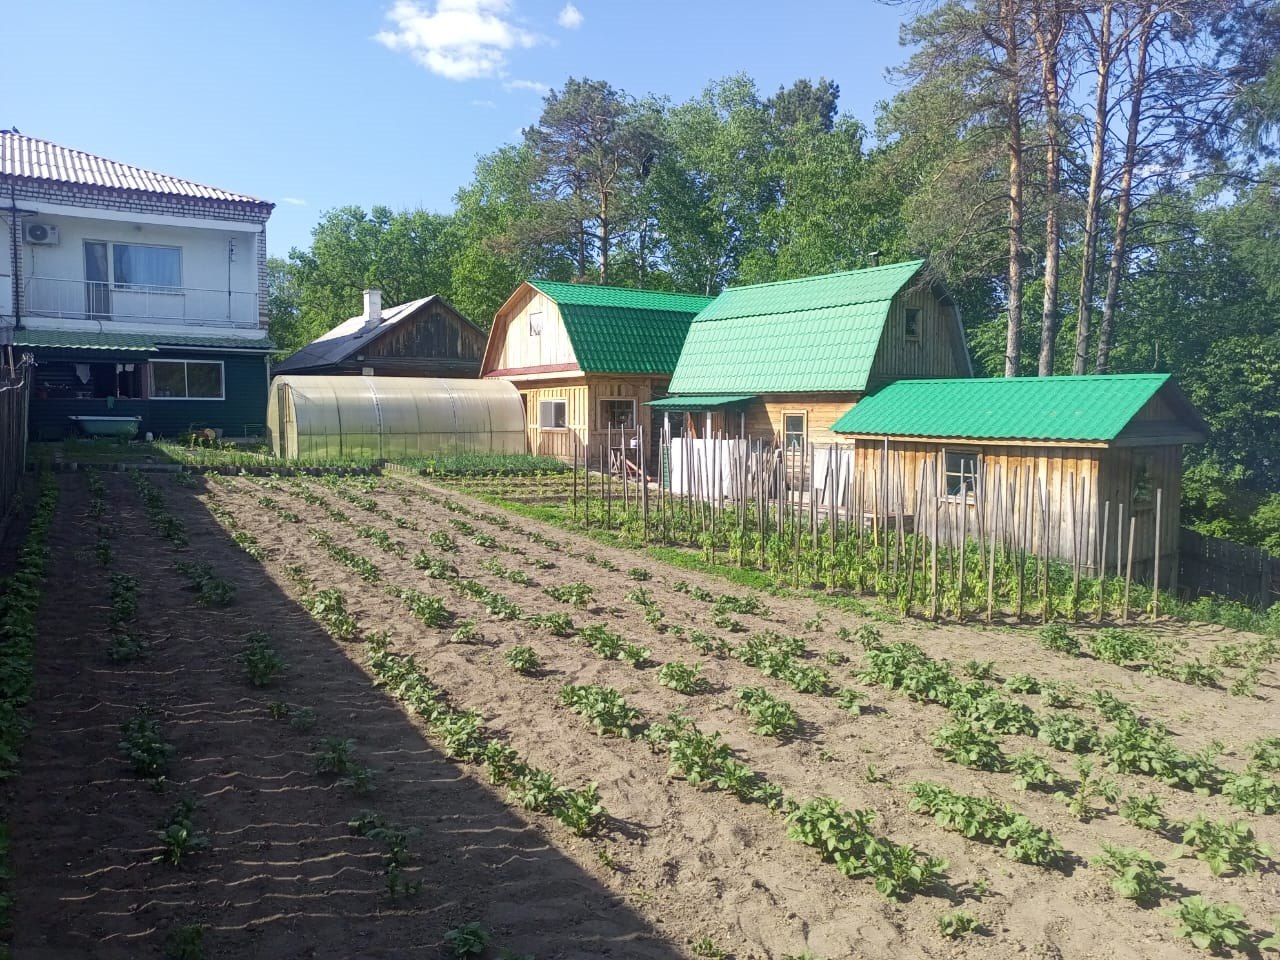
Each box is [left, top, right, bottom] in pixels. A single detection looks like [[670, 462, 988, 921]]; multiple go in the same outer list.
[[281, 197, 307, 206], [557, 3, 583, 29], [469, 99, 497, 108], [374, 0, 539, 81], [503, 78, 550, 94]]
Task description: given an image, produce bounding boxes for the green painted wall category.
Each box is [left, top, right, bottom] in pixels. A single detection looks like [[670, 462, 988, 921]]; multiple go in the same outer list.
[[28, 351, 269, 440]]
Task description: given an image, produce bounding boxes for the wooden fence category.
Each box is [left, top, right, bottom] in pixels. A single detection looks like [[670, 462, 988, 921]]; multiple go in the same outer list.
[[1178, 528, 1279, 607], [0, 354, 32, 526]]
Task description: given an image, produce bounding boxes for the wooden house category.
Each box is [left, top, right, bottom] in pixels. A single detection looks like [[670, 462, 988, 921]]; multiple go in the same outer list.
[[831, 374, 1207, 585], [273, 290, 485, 379], [481, 280, 713, 462], [653, 260, 972, 449]]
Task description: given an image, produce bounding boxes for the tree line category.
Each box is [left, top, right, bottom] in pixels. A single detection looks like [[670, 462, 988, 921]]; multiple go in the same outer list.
[[268, 0, 1280, 551]]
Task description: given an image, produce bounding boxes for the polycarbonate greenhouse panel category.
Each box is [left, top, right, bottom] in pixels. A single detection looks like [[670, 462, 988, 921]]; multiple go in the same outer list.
[[266, 375, 526, 459]]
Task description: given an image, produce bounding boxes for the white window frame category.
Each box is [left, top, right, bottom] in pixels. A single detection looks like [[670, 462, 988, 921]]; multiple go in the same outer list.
[[149, 359, 225, 401], [601, 398, 636, 430], [944, 448, 980, 502], [783, 411, 807, 451], [538, 398, 567, 430], [92, 240, 183, 291]]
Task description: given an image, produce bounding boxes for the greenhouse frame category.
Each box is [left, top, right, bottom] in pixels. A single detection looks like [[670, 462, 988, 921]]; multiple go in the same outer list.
[[266, 375, 527, 460]]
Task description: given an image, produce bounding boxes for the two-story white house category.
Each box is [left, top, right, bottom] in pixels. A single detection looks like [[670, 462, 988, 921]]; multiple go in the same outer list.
[[0, 130, 275, 439]]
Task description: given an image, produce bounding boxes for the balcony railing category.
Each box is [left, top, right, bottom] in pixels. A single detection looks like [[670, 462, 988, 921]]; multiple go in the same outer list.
[[23, 276, 259, 328]]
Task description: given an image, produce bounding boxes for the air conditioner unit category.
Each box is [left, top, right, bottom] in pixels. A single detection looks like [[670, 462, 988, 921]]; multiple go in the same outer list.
[[23, 223, 59, 245]]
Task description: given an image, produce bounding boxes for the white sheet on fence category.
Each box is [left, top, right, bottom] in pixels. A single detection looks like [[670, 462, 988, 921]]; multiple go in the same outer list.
[[668, 439, 854, 506]]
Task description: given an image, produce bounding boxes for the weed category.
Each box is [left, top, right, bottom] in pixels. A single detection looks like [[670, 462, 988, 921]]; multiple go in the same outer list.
[[1065, 758, 1120, 821], [691, 936, 727, 958]]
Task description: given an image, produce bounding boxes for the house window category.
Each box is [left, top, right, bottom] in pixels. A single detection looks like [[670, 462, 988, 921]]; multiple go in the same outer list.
[[111, 243, 182, 289], [538, 398, 567, 429], [945, 449, 980, 499], [602, 398, 635, 429], [783, 412, 807, 451], [150, 360, 224, 400], [528, 311, 543, 336], [1133, 456, 1154, 506], [905, 307, 921, 340]]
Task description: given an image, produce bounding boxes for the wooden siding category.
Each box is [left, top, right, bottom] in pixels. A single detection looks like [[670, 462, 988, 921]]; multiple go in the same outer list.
[[483, 286, 578, 374], [743, 394, 863, 446], [866, 286, 970, 389], [363, 303, 485, 370], [518, 375, 667, 463]]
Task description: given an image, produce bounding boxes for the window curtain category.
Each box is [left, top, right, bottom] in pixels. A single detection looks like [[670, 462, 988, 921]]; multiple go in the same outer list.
[[114, 244, 181, 288]]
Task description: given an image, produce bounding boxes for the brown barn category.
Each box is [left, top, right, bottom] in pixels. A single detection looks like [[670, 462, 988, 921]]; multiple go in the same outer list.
[[273, 289, 485, 378], [653, 260, 972, 448], [831, 374, 1207, 585], [481, 280, 713, 463]]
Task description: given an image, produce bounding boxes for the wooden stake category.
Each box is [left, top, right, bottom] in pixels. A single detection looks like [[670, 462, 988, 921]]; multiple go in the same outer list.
[[1124, 514, 1136, 623], [1153, 487, 1163, 619], [1097, 499, 1110, 624]]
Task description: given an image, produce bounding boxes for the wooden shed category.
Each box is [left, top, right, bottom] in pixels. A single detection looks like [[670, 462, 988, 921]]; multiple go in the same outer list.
[[831, 374, 1207, 585], [273, 290, 485, 379], [481, 280, 713, 463], [655, 260, 972, 449]]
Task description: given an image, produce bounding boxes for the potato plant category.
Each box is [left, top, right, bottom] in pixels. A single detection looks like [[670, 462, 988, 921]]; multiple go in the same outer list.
[[908, 782, 1063, 867], [658, 661, 709, 695], [735, 687, 799, 738], [1091, 844, 1173, 906]]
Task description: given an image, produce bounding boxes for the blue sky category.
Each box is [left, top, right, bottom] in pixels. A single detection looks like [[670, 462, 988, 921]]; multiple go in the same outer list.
[[5, 1, 911, 257]]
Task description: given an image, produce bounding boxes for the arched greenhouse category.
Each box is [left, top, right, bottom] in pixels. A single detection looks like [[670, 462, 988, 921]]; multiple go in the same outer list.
[[266, 376, 527, 460]]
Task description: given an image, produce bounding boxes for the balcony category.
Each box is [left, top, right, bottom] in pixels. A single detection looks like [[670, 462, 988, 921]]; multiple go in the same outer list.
[[23, 276, 259, 328]]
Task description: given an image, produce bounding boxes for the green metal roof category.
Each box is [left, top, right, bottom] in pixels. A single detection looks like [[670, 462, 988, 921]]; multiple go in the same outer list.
[[647, 394, 756, 411], [528, 280, 713, 375], [831, 374, 1191, 442], [667, 260, 927, 394], [15, 328, 275, 352]]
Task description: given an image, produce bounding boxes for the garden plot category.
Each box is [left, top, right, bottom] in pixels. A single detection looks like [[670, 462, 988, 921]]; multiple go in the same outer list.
[[6, 472, 675, 960], [180, 470, 1280, 959]]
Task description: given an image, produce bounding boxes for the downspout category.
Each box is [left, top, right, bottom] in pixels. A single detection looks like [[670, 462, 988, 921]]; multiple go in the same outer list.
[[7, 181, 21, 330]]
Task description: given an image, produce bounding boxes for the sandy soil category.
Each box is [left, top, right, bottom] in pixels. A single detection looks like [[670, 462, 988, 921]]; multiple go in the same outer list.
[[8, 468, 1279, 959]]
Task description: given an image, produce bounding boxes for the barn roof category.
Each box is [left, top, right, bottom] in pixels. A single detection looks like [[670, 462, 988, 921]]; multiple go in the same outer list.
[[273, 295, 479, 374], [831, 374, 1207, 444], [667, 259, 952, 394], [526, 280, 714, 375]]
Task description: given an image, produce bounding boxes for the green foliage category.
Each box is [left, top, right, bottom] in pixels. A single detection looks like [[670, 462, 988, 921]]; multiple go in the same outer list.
[[163, 924, 207, 960], [1009, 751, 1064, 792], [1089, 628, 1155, 666], [836, 687, 864, 716], [560, 684, 644, 738], [930, 721, 1006, 771], [937, 910, 979, 939], [908, 782, 1063, 867], [155, 799, 210, 867], [527, 611, 575, 636], [1120, 793, 1167, 832], [119, 708, 174, 781], [784, 796, 947, 899], [1179, 816, 1274, 876], [1223, 772, 1280, 815], [546, 580, 594, 608], [657, 661, 709, 694], [238, 633, 285, 688], [504, 645, 542, 675], [444, 922, 491, 958], [1168, 896, 1250, 954], [735, 687, 800, 738], [1039, 623, 1081, 656], [1091, 844, 1173, 906], [1036, 711, 1097, 753]]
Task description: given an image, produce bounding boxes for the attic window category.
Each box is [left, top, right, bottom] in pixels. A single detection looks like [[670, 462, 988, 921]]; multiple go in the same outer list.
[[905, 307, 921, 341], [529, 311, 543, 336]]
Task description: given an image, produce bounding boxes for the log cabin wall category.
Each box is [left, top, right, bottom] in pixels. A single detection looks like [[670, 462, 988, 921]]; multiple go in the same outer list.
[[1096, 444, 1183, 587], [518, 375, 668, 463], [742, 394, 864, 445]]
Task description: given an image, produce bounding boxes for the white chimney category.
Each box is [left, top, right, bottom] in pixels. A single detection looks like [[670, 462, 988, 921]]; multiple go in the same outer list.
[[362, 288, 382, 331]]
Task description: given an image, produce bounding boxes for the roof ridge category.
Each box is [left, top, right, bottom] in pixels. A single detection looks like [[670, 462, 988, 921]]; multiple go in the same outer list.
[[721, 259, 926, 295], [529, 279, 714, 300], [0, 131, 270, 206]]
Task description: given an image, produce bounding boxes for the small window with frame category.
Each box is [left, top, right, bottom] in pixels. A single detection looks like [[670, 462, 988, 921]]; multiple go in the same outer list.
[[1132, 456, 1154, 507], [944, 449, 979, 500], [538, 398, 567, 429], [783, 412, 807, 451], [904, 307, 921, 341], [602, 398, 635, 429], [528, 311, 543, 336]]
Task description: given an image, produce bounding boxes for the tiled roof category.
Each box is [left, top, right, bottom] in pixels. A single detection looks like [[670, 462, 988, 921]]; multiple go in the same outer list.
[[831, 374, 1201, 442], [0, 131, 271, 207], [529, 281, 713, 375], [15, 328, 275, 352], [667, 260, 927, 394]]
